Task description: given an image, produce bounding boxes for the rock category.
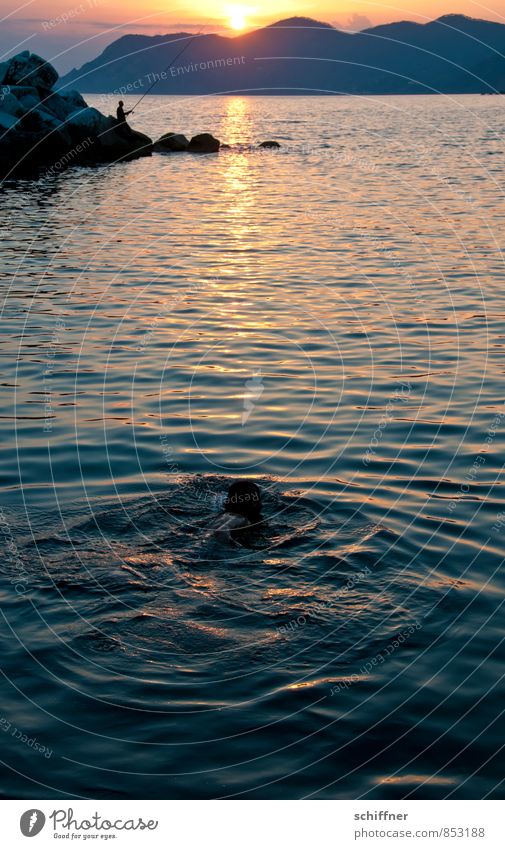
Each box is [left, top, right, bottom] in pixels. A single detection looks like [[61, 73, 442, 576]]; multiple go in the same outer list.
[[4, 51, 58, 91], [187, 133, 220, 154], [98, 125, 153, 160], [129, 130, 154, 156], [12, 90, 40, 112], [59, 89, 87, 112], [42, 91, 79, 121], [6, 85, 40, 110], [259, 140, 281, 149], [20, 106, 73, 146], [125, 129, 154, 157], [7, 85, 39, 99], [0, 110, 18, 131], [67, 106, 110, 136], [154, 132, 189, 152], [0, 89, 24, 118], [0, 61, 9, 85]]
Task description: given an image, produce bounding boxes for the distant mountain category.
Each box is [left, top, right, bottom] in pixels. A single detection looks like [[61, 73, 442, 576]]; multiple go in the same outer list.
[[59, 14, 505, 95]]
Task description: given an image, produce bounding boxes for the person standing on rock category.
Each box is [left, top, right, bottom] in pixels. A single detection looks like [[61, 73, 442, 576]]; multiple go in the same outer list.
[[116, 101, 134, 137]]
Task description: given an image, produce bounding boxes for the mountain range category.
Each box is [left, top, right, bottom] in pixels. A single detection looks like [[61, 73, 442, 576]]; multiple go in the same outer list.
[[59, 14, 505, 96]]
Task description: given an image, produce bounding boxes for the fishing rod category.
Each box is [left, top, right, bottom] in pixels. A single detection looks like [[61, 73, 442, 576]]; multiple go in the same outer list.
[[129, 25, 208, 113]]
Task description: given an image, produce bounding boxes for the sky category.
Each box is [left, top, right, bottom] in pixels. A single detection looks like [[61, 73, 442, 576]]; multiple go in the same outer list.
[[1, 0, 505, 73]]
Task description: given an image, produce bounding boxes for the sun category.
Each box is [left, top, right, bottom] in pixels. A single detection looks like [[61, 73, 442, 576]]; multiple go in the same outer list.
[[228, 5, 248, 31]]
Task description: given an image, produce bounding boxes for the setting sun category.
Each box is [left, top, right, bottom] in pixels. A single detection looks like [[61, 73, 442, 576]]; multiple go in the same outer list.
[[228, 5, 248, 30]]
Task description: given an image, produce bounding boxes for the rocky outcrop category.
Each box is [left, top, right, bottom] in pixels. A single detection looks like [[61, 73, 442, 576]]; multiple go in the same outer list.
[[259, 140, 281, 148], [187, 133, 220, 154], [3, 50, 58, 90], [154, 132, 190, 152], [153, 131, 221, 155], [0, 51, 152, 177]]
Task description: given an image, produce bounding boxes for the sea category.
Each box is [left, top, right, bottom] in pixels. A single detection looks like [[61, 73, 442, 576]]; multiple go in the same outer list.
[[0, 93, 504, 798]]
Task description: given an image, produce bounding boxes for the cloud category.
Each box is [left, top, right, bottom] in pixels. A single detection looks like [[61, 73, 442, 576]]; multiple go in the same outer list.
[[343, 13, 373, 32]]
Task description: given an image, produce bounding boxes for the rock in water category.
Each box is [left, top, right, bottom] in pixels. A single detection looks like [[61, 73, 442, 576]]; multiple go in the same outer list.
[[154, 133, 189, 152], [259, 140, 281, 149], [66, 106, 110, 135], [187, 133, 220, 154], [99, 125, 153, 161], [3, 51, 59, 91]]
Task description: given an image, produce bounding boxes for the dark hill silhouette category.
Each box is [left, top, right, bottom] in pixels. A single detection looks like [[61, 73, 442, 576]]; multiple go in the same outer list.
[[58, 14, 505, 95]]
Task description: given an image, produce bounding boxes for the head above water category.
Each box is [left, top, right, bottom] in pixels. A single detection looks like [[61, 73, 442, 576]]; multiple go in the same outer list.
[[224, 480, 262, 522]]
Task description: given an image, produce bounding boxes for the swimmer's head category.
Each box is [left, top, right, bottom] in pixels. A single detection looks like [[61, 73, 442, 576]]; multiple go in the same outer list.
[[224, 480, 262, 523]]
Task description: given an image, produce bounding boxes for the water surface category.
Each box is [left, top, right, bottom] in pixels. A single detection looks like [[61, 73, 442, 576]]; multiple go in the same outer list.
[[0, 94, 504, 799]]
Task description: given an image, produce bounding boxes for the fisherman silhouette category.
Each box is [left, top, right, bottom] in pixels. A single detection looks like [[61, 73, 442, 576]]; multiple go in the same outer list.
[[116, 100, 133, 137]]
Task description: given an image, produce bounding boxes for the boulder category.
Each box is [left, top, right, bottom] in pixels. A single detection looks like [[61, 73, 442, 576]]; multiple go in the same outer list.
[[126, 129, 153, 157], [259, 140, 281, 149], [187, 133, 220, 154], [42, 91, 79, 121], [4, 51, 58, 91], [154, 132, 189, 152], [0, 89, 24, 118], [98, 125, 153, 160], [6, 85, 41, 112], [0, 61, 9, 85], [0, 110, 18, 131], [19, 106, 73, 146], [67, 106, 110, 136], [12, 91, 40, 112], [6, 85, 39, 99], [59, 89, 87, 112]]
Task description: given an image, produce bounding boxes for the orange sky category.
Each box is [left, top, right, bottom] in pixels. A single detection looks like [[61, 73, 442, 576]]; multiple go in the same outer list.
[[15, 0, 505, 29], [2, 0, 505, 72]]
